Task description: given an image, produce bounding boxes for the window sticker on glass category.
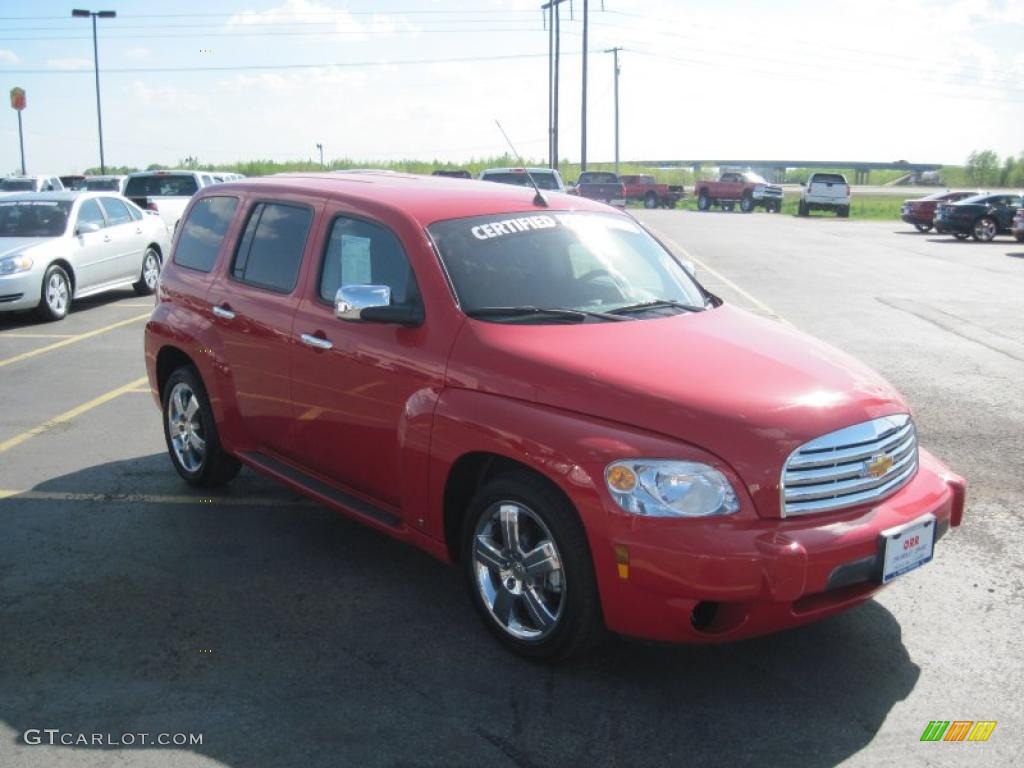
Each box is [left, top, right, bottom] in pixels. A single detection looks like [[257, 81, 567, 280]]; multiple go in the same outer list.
[[341, 234, 372, 284]]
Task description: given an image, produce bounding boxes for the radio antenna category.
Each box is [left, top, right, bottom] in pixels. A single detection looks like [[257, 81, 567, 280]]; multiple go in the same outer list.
[[495, 119, 548, 207]]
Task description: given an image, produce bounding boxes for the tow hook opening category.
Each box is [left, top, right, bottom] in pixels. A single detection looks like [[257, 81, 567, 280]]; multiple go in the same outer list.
[[690, 601, 719, 631]]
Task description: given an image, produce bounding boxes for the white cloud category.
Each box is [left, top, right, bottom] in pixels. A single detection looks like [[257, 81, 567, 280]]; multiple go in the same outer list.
[[0, 49, 19, 64], [47, 58, 92, 70], [124, 47, 151, 61], [226, 0, 419, 41]]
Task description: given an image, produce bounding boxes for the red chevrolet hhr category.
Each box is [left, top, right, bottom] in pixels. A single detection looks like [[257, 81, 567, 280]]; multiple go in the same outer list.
[[144, 172, 966, 660]]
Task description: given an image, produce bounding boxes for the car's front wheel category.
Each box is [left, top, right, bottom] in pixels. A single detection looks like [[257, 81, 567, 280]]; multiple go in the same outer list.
[[134, 247, 161, 295], [162, 366, 241, 487], [36, 264, 71, 321], [697, 192, 710, 211], [462, 471, 602, 660]]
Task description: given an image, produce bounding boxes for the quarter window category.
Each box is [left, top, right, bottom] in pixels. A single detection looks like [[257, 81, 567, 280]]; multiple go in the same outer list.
[[99, 197, 132, 226], [76, 199, 106, 230], [174, 196, 239, 273], [319, 217, 420, 306], [231, 202, 312, 293]]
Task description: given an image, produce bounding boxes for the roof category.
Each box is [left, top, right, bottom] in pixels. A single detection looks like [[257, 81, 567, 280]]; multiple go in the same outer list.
[[0, 191, 106, 202], [210, 171, 614, 226], [126, 169, 200, 177], [480, 167, 560, 175]]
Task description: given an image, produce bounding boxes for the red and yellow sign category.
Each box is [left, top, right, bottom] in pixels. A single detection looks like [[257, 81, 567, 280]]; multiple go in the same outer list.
[[10, 87, 26, 111]]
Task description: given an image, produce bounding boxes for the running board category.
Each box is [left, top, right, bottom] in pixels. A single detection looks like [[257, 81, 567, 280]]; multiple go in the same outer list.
[[240, 451, 402, 528]]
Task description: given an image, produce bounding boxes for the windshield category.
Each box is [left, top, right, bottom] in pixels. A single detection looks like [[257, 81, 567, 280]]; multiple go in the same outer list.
[[742, 172, 769, 184], [428, 212, 707, 322], [956, 194, 991, 205], [1, 179, 35, 192], [482, 172, 561, 190], [84, 178, 121, 191], [124, 174, 198, 198], [580, 172, 618, 184], [0, 200, 72, 237]]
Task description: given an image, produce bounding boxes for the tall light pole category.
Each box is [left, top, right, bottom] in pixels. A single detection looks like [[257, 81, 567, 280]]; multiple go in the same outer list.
[[605, 47, 622, 175], [316, 143, 324, 168], [72, 9, 116, 174], [580, 0, 588, 172]]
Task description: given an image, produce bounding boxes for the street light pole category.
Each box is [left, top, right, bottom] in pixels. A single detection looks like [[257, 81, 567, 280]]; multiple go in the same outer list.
[[72, 9, 116, 174], [316, 143, 324, 168], [605, 47, 622, 175]]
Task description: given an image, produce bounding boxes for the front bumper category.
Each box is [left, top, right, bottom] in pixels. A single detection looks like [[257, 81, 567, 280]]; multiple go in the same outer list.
[[0, 270, 42, 311], [590, 448, 965, 643]]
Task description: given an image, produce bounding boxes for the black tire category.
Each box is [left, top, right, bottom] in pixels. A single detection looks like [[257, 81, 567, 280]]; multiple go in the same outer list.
[[162, 366, 241, 487], [133, 246, 161, 296], [697, 191, 711, 211], [36, 263, 71, 322], [740, 194, 754, 213], [643, 192, 658, 209], [1016, 234, 1024, 243], [971, 216, 997, 242], [461, 470, 603, 661], [838, 206, 850, 218], [798, 200, 809, 217], [665, 199, 677, 209], [914, 223, 932, 233]]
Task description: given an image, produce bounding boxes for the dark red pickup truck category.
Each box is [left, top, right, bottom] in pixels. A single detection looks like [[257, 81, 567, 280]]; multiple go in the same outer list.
[[570, 171, 626, 208], [694, 171, 784, 213], [619, 174, 684, 209]]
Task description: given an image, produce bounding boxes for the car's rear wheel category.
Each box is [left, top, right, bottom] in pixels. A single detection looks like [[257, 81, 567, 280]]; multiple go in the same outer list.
[[133, 247, 161, 296], [740, 195, 754, 213], [697, 191, 710, 211], [972, 217, 997, 242], [462, 471, 602, 660], [798, 200, 808, 217], [914, 222, 932, 233], [162, 366, 241, 487], [643, 192, 658, 209], [838, 205, 850, 218], [36, 264, 71, 322]]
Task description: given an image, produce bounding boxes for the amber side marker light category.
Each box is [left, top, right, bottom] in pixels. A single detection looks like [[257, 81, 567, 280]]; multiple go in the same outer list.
[[607, 465, 637, 492], [614, 545, 630, 580]]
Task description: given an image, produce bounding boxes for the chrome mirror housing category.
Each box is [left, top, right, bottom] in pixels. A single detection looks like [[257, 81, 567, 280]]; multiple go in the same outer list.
[[335, 284, 391, 321]]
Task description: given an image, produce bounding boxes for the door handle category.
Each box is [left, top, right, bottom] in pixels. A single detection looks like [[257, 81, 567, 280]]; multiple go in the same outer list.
[[300, 333, 333, 350], [211, 305, 236, 320]]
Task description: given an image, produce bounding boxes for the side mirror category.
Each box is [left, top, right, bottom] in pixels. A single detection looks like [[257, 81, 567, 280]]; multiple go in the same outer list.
[[75, 221, 101, 236], [335, 284, 423, 327]]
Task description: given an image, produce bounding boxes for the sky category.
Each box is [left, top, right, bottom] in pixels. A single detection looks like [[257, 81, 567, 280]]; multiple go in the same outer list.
[[1, 0, 1023, 174]]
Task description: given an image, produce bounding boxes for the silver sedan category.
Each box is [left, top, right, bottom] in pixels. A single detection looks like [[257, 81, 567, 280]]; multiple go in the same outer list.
[[0, 191, 171, 321]]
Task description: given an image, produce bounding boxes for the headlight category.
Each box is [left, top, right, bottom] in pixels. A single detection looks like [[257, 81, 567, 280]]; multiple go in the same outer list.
[[0, 255, 33, 275], [605, 459, 739, 517]]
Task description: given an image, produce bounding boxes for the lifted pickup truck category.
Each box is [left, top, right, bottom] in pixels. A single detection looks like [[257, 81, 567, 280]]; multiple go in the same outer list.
[[125, 170, 209, 232], [619, 174, 684, 209], [694, 171, 783, 213], [571, 171, 626, 208]]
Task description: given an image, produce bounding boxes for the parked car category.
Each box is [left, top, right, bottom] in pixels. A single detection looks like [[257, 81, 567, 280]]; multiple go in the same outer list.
[[618, 174, 684, 209], [432, 169, 472, 179], [933, 192, 1024, 241], [1013, 207, 1024, 242], [60, 174, 87, 191], [571, 171, 626, 207], [0, 192, 170, 321], [143, 171, 965, 660], [0, 175, 65, 195], [694, 171, 783, 213], [83, 174, 128, 194], [901, 190, 982, 232], [124, 170, 209, 232], [479, 167, 566, 192], [799, 172, 850, 217]]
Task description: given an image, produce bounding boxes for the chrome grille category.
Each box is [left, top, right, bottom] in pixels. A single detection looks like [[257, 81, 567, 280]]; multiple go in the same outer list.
[[781, 414, 918, 516]]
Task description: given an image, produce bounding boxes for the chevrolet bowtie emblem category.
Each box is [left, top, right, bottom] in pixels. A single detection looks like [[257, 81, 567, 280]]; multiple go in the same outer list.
[[865, 454, 894, 478]]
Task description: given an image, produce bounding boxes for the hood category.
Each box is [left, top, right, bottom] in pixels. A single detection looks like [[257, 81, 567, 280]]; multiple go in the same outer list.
[[0, 237, 56, 260], [447, 305, 908, 517]]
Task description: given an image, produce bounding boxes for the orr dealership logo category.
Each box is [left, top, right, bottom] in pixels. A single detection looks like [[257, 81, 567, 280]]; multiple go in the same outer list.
[[920, 720, 997, 742]]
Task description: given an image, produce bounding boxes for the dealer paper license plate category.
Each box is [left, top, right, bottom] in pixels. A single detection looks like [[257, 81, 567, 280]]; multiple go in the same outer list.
[[881, 514, 936, 583]]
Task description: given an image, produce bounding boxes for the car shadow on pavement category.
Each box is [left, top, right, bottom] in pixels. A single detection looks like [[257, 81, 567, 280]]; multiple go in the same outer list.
[[1007, 251, 1024, 259], [0, 290, 151, 330], [1, 455, 920, 768]]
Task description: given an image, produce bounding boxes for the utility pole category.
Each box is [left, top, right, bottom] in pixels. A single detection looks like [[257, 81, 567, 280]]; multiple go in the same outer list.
[[541, 0, 568, 170], [605, 47, 622, 175], [553, 0, 561, 171], [72, 9, 116, 174], [581, 0, 588, 172], [316, 143, 324, 168]]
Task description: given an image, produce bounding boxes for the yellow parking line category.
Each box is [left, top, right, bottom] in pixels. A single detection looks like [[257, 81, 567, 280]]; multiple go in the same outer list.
[[0, 312, 149, 369], [0, 376, 148, 454], [646, 224, 791, 325], [0, 332, 76, 339], [0, 489, 311, 507]]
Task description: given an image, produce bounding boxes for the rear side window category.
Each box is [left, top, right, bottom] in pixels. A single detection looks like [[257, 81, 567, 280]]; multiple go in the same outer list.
[[99, 197, 132, 226], [319, 216, 420, 306], [483, 172, 561, 190], [174, 196, 239, 273], [125, 175, 199, 198], [231, 202, 312, 293], [811, 173, 846, 184]]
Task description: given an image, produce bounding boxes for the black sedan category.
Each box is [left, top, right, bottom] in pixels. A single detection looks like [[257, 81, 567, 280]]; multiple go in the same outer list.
[[933, 192, 1023, 241]]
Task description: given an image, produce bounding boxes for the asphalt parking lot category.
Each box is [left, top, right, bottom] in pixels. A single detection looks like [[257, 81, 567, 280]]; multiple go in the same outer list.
[[2, 211, 1022, 767]]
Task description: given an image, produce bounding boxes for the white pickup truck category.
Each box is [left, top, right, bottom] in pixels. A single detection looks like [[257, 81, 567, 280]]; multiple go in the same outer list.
[[798, 172, 851, 217], [124, 170, 213, 232]]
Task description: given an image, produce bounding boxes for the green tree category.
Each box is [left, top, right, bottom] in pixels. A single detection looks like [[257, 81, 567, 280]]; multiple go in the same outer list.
[[966, 150, 1000, 186]]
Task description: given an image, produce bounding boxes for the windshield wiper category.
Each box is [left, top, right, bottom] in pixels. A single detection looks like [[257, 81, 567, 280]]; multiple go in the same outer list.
[[608, 299, 705, 316], [465, 306, 630, 322]]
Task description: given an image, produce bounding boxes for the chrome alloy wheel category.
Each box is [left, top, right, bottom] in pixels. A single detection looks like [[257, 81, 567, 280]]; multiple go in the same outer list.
[[46, 272, 69, 315], [974, 218, 997, 241], [167, 382, 206, 473], [472, 501, 565, 641], [142, 249, 161, 290]]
